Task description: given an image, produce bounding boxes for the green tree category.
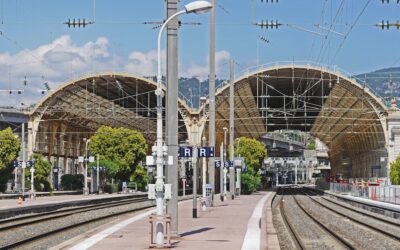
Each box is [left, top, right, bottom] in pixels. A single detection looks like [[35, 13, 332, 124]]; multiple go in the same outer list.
[[89, 159, 120, 180], [307, 139, 316, 150], [390, 156, 400, 185], [88, 126, 147, 181], [130, 165, 149, 191], [25, 153, 52, 191], [233, 137, 266, 195], [0, 128, 20, 192], [234, 137, 267, 172], [241, 167, 261, 195]]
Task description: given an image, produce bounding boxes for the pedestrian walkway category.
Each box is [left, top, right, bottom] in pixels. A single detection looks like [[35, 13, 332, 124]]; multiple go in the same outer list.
[[61, 191, 278, 250]]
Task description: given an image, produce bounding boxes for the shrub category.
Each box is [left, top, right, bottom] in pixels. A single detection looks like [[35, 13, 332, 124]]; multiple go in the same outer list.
[[60, 174, 84, 190], [241, 168, 261, 195], [104, 183, 119, 193]]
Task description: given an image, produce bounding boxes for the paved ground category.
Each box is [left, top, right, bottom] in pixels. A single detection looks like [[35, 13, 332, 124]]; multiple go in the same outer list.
[[57, 191, 278, 250], [0, 193, 143, 210]]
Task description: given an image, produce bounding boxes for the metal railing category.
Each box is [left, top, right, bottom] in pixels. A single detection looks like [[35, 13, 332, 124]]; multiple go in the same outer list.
[[324, 182, 400, 205]]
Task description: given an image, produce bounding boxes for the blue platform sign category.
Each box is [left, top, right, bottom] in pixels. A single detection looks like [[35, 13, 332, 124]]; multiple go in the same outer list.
[[179, 146, 193, 158], [178, 146, 215, 158], [224, 161, 233, 168], [215, 160, 221, 168]]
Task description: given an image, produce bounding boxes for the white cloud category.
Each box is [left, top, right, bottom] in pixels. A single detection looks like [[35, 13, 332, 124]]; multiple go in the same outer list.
[[0, 35, 230, 107], [124, 49, 166, 77], [181, 50, 231, 80]]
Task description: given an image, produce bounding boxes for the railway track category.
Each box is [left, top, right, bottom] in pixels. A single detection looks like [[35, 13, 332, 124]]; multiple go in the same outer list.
[[299, 187, 400, 241], [0, 195, 153, 249], [277, 187, 353, 250], [0, 195, 148, 231]]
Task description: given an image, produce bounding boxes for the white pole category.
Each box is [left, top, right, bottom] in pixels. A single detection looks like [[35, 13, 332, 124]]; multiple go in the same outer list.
[[30, 162, 34, 199], [192, 146, 198, 218], [97, 154, 100, 193], [202, 136, 207, 211], [84, 139, 90, 195], [22, 123, 26, 201], [229, 59, 235, 200], [156, 10, 185, 246], [220, 143, 224, 201]]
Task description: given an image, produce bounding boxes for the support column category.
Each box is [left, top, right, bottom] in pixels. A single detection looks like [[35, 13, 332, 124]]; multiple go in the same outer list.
[[208, 0, 216, 194], [166, 0, 179, 236], [229, 59, 235, 199]]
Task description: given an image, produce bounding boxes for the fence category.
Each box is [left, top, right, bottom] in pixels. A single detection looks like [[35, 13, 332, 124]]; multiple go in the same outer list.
[[318, 182, 400, 205]]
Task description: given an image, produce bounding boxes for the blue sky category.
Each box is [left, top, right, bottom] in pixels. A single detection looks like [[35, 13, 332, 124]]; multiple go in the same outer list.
[[0, 0, 399, 106]]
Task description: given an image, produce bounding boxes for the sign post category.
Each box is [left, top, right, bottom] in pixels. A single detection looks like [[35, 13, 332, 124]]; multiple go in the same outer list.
[[178, 146, 214, 216]]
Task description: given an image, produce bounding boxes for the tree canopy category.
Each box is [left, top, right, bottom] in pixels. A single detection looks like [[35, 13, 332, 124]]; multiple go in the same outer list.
[[233, 137, 267, 194], [390, 156, 400, 185], [0, 128, 20, 171], [0, 128, 20, 192], [234, 137, 267, 172], [26, 153, 52, 191], [88, 126, 147, 181]]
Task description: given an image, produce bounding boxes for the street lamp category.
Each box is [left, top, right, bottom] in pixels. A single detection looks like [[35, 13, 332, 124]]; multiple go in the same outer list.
[[235, 137, 242, 195], [200, 97, 208, 211], [83, 138, 90, 195], [154, 1, 212, 247], [222, 127, 227, 200]]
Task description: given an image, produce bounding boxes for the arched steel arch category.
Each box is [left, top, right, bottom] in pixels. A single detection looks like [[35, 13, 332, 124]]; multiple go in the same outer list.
[[27, 72, 192, 174], [211, 65, 388, 178]]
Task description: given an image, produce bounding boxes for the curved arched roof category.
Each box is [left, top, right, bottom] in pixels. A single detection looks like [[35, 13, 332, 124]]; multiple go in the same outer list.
[[212, 65, 388, 177], [30, 72, 192, 143]]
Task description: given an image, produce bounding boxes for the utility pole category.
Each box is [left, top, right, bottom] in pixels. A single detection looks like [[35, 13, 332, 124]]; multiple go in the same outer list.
[[223, 127, 227, 200], [208, 0, 216, 196], [192, 146, 198, 218], [21, 123, 26, 201], [97, 154, 100, 193], [229, 59, 235, 200], [166, 0, 179, 236], [220, 143, 224, 200]]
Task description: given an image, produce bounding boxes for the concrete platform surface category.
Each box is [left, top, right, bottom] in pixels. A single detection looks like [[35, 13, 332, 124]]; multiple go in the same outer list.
[[61, 191, 277, 250]]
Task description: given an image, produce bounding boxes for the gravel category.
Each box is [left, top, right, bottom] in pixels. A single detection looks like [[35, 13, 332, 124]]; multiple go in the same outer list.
[[0, 200, 154, 249], [296, 191, 400, 250], [271, 195, 297, 250], [281, 194, 346, 250]]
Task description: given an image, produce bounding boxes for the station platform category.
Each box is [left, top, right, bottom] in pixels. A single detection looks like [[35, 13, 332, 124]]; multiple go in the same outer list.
[[56, 191, 279, 250]]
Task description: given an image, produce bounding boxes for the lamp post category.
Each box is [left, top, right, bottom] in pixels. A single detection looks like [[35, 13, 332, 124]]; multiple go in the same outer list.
[[155, 1, 212, 246], [235, 137, 241, 195], [83, 138, 90, 195], [222, 127, 227, 200], [200, 96, 207, 211]]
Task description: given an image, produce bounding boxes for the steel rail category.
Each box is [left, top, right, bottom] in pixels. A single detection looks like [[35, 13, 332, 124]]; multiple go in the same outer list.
[[286, 187, 356, 250], [299, 187, 400, 241]]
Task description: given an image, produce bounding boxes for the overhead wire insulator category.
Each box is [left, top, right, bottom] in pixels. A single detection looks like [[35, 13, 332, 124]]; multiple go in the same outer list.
[[64, 18, 94, 28], [254, 19, 282, 29]]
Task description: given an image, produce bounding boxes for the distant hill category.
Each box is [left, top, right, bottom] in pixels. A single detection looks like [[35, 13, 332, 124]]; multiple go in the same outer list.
[[355, 67, 400, 105], [178, 78, 226, 108]]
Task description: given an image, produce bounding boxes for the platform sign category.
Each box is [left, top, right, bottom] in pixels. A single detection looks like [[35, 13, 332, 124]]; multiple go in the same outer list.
[[215, 160, 221, 168], [13, 160, 18, 168], [224, 161, 233, 168], [179, 147, 193, 158], [178, 146, 215, 158]]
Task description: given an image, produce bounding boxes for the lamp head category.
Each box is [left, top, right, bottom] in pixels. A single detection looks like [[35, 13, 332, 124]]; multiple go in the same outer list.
[[223, 127, 227, 131], [184, 1, 213, 14], [200, 96, 207, 104]]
